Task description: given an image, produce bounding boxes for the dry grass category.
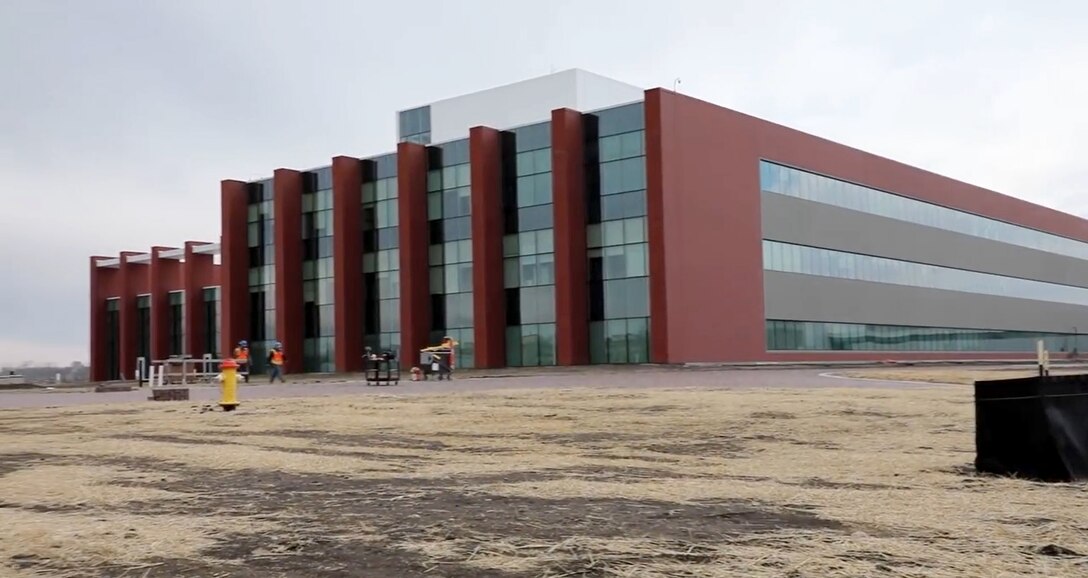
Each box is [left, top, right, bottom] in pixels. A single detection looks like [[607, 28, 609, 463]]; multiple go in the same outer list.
[[0, 509, 264, 571], [840, 366, 1083, 385], [0, 385, 1086, 577]]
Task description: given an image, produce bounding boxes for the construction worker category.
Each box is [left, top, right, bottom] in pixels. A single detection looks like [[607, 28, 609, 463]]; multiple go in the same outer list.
[[267, 341, 286, 384], [422, 336, 458, 380], [233, 340, 250, 383]]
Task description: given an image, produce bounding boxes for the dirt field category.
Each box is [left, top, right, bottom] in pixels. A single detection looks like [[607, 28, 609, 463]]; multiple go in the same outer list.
[[840, 366, 1085, 385], [1, 385, 1086, 577]]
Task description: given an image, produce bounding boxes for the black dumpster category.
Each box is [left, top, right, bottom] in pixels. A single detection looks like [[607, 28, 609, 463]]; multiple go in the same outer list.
[[975, 374, 1088, 482]]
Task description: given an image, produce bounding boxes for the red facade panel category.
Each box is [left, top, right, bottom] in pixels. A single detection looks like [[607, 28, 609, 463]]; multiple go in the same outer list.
[[648, 88, 1088, 363], [332, 156, 365, 372], [220, 180, 249, 359], [551, 109, 590, 365], [645, 92, 672, 363], [469, 126, 506, 368], [192, 250, 220, 288], [273, 168, 304, 374], [148, 246, 180, 361], [90, 244, 218, 381], [117, 251, 147, 379], [397, 142, 431, 368], [184, 241, 217, 357], [89, 257, 121, 382], [645, 89, 776, 363]]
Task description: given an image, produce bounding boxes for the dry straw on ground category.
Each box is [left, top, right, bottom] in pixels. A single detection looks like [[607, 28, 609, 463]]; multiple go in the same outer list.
[[0, 384, 1086, 577]]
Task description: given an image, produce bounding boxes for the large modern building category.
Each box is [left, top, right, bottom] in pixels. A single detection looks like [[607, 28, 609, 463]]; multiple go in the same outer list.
[[89, 69, 1088, 382]]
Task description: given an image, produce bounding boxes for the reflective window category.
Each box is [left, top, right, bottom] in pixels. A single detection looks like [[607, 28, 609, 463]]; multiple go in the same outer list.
[[587, 123, 650, 364], [135, 295, 151, 369], [201, 287, 220, 358], [516, 173, 553, 207], [506, 285, 558, 330], [442, 186, 472, 218], [437, 138, 470, 166], [427, 148, 474, 367], [362, 167, 401, 354], [516, 148, 552, 175], [245, 179, 276, 369], [595, 101, 645, 137], [766, 319, 1080, 353], [514, 122, 551, 152], [167, 291, 185, 356], [600, 190, 647, 221], [302, 176, 336, 373], [588, 218, 646, 249], [506, 323, 557, 367], [760, 161, 1088, 262], [503, 230, 555, 288], [505, 127, 557, 367], [589, 317, 650, 364], [399, 106, 431, 144], [600, 157, 646, 196], [764, 240, 1088, 307], [599, 130, 645, 163], [604, 278, 650, 319]]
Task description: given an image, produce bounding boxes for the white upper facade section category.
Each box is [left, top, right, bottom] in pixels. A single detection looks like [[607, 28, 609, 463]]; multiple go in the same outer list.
[[399, 69, 645, 144]]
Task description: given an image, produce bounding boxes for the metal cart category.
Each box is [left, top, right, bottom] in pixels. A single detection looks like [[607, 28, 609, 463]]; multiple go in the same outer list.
[[364, 349, 400, 386], [419, 348, 454, 381]]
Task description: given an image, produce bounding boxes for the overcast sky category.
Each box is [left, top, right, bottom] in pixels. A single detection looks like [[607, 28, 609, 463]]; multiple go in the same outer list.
[[1, 0, 1085, 366]]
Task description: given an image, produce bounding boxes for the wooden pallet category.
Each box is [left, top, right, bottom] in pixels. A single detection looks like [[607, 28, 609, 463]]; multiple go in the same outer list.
[[94, 383, 134, 393], [149, 388, 190, 402]]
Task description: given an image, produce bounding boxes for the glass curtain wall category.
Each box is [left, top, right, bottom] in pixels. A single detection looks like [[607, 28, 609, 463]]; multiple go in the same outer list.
[[302, 167, 335, 372], [760, 161, 1088, 261], [399, 106, 432, 145], [135, 295, 151, 369], [586, 102, 650, 364], [363, 154, 402, 355], [105, 298, 120, 380], [763, 240, 1088, 307], [767, 320, 1080, 353], [247, 180, 276, 371], [504, 122, 557, 367], [168, 291, 184, 356], [202, 287, 220, 358], [426, 139, 475, 368]]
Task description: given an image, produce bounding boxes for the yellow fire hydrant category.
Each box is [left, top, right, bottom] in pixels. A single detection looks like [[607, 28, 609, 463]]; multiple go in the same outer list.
[[219, 359, 240, 412]]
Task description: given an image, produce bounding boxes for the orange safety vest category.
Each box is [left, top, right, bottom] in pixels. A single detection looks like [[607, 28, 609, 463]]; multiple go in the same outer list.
[[270, 351, 284, 366], [234, 347, 249, 362]]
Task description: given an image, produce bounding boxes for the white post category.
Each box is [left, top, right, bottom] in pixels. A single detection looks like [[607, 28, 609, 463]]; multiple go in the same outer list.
[[1037, 340, 1049, 376]]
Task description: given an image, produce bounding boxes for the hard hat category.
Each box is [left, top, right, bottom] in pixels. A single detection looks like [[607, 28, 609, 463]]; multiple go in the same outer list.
[[239, 340, 248, 347]]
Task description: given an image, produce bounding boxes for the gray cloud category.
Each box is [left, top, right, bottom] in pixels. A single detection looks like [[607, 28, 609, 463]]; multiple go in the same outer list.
[[1, 0, 1085, 364]]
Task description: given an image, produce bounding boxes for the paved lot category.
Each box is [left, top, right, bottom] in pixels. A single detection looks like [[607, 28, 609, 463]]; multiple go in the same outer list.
[[0, 367, 942, 410]]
